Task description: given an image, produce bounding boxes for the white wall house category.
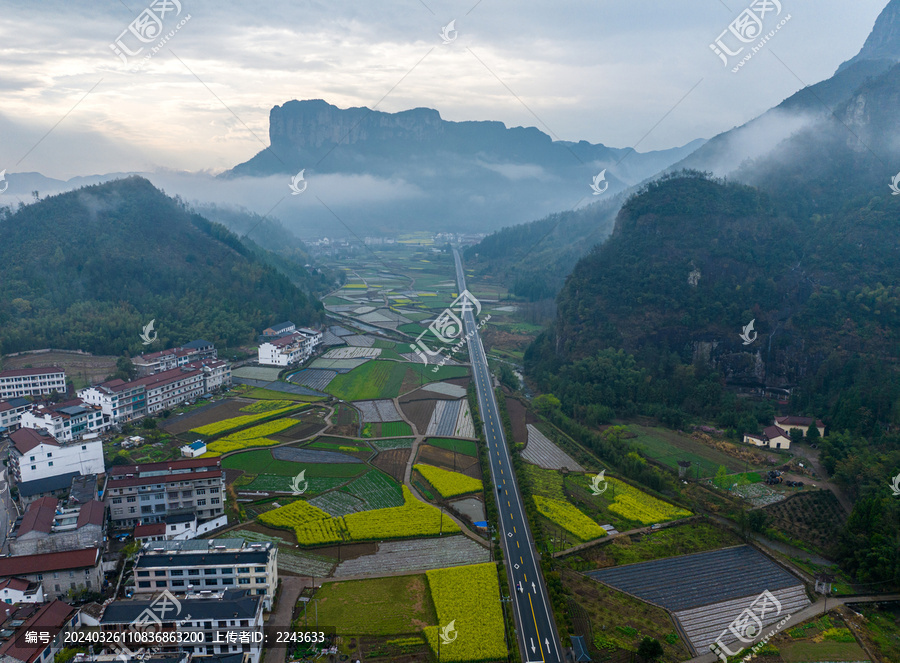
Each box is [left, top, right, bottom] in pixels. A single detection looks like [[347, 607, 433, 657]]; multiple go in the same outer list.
[[0, 398, 32, 433], [79, 380, 147, 425], [0, 367, 67, 399], [19, 399, 108, 443], [0, 577, 44, 604], [258, 334, 305, 366], [8, 428, 105, 485]]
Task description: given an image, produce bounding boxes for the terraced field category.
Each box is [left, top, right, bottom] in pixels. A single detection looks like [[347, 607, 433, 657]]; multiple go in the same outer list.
[[522, 424, 585, 472], [277, 547, 337, 577]]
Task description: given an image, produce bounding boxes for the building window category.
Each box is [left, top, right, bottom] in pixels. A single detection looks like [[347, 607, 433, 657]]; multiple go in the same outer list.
[[238, 578, 250, 585], [154, 571, 166, 577], [156, 581, 166, 588], [197, 499, 206, 506], [210, 487, 220, 494], [188, 570, 200, 576], [204, 579, 218, 586], [171, 570, 183, 576], [140, 495, 150, 502], [255, 568, 265, 573], [128, 507, 136, 514], [127, 496, 136, 503], [47, 453, 52, 458], [196, 489, 206, 495], [48, 461, 53, 467], [30, 465, 36, 470], [82, 445, 86, 450], [29, 456, 35, 461], [204, 569, 216, 575], [86, 580, 91, 588], [172, 580, 185, 587], [137, 571, 150, 578], [112, 497, 122, 504], [55, 585, 61, 592], [238, 568, 249, 574], [138, 582, 151, 588], [211, 497, 220, 505]]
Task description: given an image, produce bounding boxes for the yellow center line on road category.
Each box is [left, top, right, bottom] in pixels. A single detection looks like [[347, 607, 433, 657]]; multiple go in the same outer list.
[[528, 594, 545, 661]]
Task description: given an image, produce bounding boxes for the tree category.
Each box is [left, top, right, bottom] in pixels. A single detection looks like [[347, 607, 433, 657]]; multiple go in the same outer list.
[[789, 428, 804, 446], [748, 509, 769, 533], [714, 465, 729, 490], [806, 423, 821, 442], [534, 394, 561, 415], [638, 637, 664, 661], [115, 355, 137, 381]]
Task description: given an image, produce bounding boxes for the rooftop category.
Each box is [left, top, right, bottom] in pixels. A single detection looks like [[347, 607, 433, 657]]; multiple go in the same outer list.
[[16, 497, 59, 536], [101, 590, 260, 623], [109, 457, 221, 477], [0, 548, 99, 576], [9, 428, 58, 454], [0, 600, 76, 663], [0, 367, 65, 379], [17, 472, 80, 498]]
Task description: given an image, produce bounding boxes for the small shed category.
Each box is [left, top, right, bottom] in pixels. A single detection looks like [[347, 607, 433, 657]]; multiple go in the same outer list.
[[181, 440, 207, 457], [571, 635, 592, 662]]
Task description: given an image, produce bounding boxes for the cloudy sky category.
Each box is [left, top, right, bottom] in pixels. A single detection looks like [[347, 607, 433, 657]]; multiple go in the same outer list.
[[0, 0, 888, 179]]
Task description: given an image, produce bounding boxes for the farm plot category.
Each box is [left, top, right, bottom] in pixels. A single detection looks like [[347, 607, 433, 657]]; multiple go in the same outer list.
[[328, 325, 354, 337], [309, 491, 368, 517], [371, 448, 411, 483], [342, 334, 375, 347], [204, 418, 299, 455], [308, 357, 370, 372], [287, 369, 336, 391], [272, 446, 361, 464], [628, 424, 764, 477], [323, 346, 382, 359], [277, 547, 337, 577], [732, 482, 786, 507], [232, 527, 293, 546], [762, 491, 845, 556], [522, 424, 585, 472], [355, 399, 402, 423], [239, 400, 295, 413], [223, 449, 366, 478], [534, 495, 607, 541], [426, 438, 477, 456], [344, 470, 404, 509], [423, 564, 507, 662], [420, 382, 467, 398], [333, 536, 490, 577], [426, 399, 461, 436], [232, 366, 283, 381], [315, 574, 436, 637], [416, 444, 480, 478], [245, 474, 351, 494], [381, 421, 413, 436], [415, 464, 483, 498], [399, 398, 437, 433], [163, 400, 247, 434], [368, 437, 414, 450], [191, 405, 300, 437]]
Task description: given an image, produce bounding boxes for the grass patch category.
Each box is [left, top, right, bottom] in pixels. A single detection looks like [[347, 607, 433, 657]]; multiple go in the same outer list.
[[315, 574, 437, 636], [381, 421, 413, 437]]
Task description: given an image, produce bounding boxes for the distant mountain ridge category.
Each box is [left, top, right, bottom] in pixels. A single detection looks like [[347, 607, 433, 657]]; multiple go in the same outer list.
[[837, 0, 900, 73]]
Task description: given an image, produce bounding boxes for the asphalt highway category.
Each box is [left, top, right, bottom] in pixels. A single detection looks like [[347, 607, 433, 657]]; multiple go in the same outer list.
[[453, 249, 562, 663]]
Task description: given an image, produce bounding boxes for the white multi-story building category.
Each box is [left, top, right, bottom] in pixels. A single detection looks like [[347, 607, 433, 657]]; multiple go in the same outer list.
[[257, 329, 322, 366], [132, 339, 218, 377], [8, 427, 105, 486], [79, 379, 146, 425], [79, 359, 231, 425], [18, 399, 109, 442], [101, 590, 263, 663], [132, 539, 278, 611], [0, 367, 66, 399], [0, 397, 31, 433]]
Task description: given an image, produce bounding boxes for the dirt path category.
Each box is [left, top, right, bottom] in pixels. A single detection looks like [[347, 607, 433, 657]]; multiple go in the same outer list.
[[264, 576, 306, 663]]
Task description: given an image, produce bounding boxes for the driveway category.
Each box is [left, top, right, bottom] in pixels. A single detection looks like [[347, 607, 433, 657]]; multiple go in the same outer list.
[[264, 576, 306, 663], [788, 444, 853, 514]]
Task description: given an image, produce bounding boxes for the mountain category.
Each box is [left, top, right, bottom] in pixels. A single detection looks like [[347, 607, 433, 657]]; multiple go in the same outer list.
[[837, 0, 900, 73], [0, 177, 324, 357], [527, 171, 900, 436], [223, 99, 704, 235]]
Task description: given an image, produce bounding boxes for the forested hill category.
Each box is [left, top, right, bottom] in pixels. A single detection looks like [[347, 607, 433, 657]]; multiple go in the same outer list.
[[527, 171, 900, 436], [0, 176, 324, 356]]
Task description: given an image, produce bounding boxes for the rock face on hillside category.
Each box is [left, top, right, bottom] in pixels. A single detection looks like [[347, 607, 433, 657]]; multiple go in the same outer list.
[[837, 0, 900, 73]]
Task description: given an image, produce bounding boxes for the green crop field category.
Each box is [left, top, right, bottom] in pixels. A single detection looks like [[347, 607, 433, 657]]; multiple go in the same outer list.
[[426, 437, 477, 457], [245, 475, 351, 493], [343, 470, 404, 509], [381, 421, 413, 436], [222, 449, 366, 477], [315, 575, 437, 636], [326, 360, 467, 400]]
